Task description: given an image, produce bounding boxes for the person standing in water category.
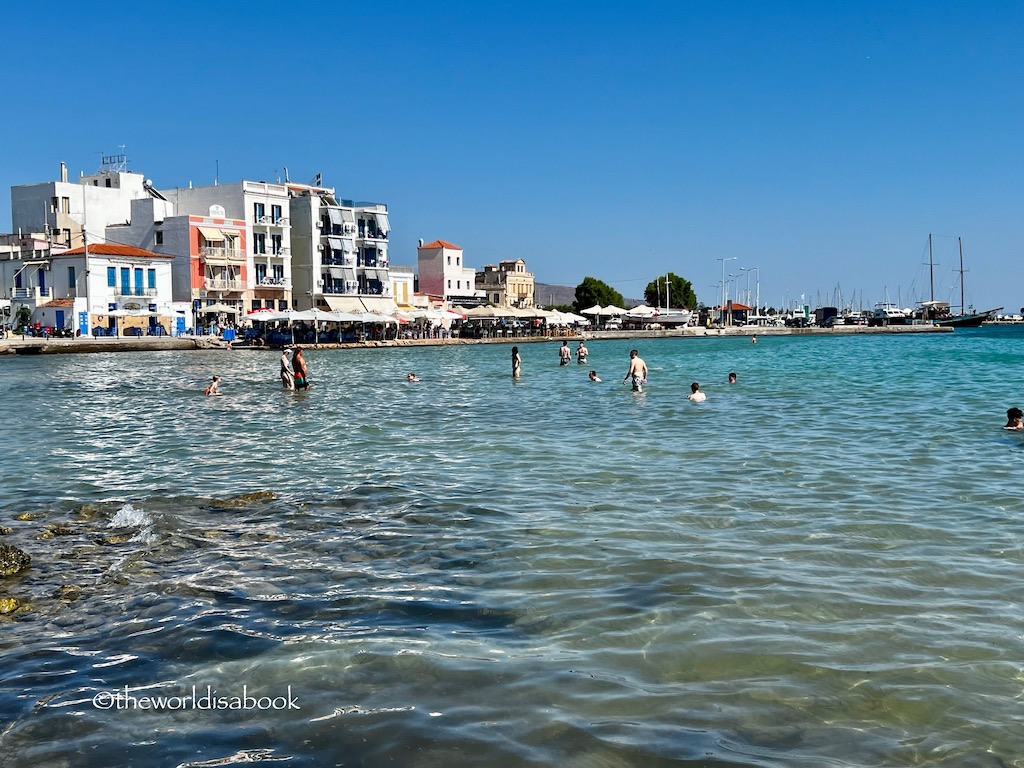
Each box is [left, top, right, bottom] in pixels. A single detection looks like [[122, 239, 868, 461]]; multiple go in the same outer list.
[[205, 375, 222, 396], [280, 349, 294, 390], [576, 341, 588, 365], [292, 348, 310, 390], [688, 382, 706, 402], [512, 346, 522, 379], [623, 349, 647, 392], [559, 340, 571, 366]]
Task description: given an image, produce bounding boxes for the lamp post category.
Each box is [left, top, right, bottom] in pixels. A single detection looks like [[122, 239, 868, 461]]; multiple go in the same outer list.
[[716, 257, 737, 326], [727, 273, 739, 327]]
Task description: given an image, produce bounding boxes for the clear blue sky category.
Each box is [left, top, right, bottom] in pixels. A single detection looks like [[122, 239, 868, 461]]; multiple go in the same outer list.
[[2, 1, 1020, 311]]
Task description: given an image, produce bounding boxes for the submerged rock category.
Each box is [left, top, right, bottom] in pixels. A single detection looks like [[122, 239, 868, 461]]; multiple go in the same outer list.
[[0, 526, 12, 536], [37, 524, 76, 540], [209, 491, 278, 508], [55, 585, 84, 601], [0, 543, 30, 577], [0, 597, 23, 614]]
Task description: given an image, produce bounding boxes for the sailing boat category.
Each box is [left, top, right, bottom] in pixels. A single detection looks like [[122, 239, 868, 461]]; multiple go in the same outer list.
[[919, 234, 1002, 328]]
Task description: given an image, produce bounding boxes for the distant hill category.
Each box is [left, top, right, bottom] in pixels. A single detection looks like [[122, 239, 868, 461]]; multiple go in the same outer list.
[[535, 282, 643, 309]]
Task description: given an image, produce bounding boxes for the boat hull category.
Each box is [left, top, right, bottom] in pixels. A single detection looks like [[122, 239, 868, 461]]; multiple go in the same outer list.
[[934, 308, 1003, 328]]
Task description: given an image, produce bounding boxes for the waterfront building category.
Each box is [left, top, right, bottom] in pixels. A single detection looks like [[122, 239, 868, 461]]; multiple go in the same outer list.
[[417, 240, 482, 306], [389, 265, 416, 310], [161, 180, 293, 313], [289, 184, 397, 314], [475, 259, 535, 308], [28, 243, 175, 336], [5, 156, 178, 335]]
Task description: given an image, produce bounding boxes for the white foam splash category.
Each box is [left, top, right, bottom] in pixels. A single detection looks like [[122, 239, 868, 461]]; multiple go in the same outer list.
[[107, 503, 155, 544]]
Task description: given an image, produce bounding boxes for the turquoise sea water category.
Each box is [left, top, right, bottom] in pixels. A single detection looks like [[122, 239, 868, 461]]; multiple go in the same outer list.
[[1, 327, 1023, 767]]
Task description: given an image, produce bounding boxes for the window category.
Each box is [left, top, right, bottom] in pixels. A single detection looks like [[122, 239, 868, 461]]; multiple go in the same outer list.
[[279, 300, 288, 310], [447, 279, 451, 289], [254, 233, 266, 254], [68, 266, 75, 288], [147, 269, 156, 289], [50, 197, 58, 213], [272, 265, 284, 280], [62, 229, 71, 247], [14, 272, 21, 289], [456, 256, 460, 266], [271, 234, 282, 254], [254, 202, 265, 223], [61, 197, 70, 214], [120, 267, 130, 293], [107, 267, 116, 287], [134, 268, 143, 292], [457, 280, 461, 289], [252, 299, 262, 309], [447, 256, 451, 265], [105, 178, 111, 188], [155, 231, 163, 245], [256, 264, 267, 283], [271, 204, 282, 222]]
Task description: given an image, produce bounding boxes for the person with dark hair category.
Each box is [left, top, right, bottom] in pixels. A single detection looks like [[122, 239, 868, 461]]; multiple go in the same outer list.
[[512, 346, 522, 379], [688, 382, 706, 402], [728, 372, 737, 384], [1005, 407, 1023, 430], [623, 349, 647, 392]]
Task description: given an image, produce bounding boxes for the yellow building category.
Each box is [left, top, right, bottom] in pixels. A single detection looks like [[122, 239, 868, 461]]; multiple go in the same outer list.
[[475, 259, 534, 308]]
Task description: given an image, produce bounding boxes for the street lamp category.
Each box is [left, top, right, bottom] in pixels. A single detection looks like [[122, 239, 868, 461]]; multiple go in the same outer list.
[[716, 257, 737, 326]]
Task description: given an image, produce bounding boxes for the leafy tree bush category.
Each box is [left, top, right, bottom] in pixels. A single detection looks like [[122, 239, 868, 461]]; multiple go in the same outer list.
[[644, 273, 697, 308], [574, 277, 624, 313]]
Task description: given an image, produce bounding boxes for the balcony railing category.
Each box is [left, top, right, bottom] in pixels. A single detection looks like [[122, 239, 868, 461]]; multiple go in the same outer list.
[[201, 247, 246, 263], [115, 287, 156, 297], [253, 248, 290, 259], [257, 277, 291, 288], [253, 215, 290, 227], [204, 279, 245, 292]]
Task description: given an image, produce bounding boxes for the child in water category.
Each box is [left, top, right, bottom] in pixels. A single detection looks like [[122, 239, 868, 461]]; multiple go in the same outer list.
[[1004, 407, 1023, 430], [205, 375, 222, 396]]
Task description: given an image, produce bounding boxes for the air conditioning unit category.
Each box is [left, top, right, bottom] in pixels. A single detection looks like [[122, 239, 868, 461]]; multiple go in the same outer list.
[[316, 244, 324, 251], [315, 221, 322, 228]]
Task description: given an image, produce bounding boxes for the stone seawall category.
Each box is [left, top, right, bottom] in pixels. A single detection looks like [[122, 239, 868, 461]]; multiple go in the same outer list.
[[0, 323, 952, 356]]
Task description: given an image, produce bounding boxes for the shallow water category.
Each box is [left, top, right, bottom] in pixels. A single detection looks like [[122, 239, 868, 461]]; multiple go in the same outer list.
[[1, 327, 1023, 767]]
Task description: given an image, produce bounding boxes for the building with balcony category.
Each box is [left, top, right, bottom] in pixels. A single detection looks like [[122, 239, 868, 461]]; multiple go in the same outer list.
[[161, 180, 293, 312], [417, 240, 482, 305], [0, 242, 175, 336], [289, 184, 398, 314], [476, 259, 535, 308]]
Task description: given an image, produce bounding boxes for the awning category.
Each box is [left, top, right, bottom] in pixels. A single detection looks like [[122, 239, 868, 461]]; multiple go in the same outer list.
[[360, 297, 400, 314], [341, 267, 356, 281], [375, 213, 390, 233], [321, 296, 366, 313], [328, 266, 344, 279], [327, 236, 344, 251], [327, 208, 343, 226], [341, 209, 355, 223], [342, 238, 355, 253], [364, 268, 389, 282], [198, 227, 225, 241]]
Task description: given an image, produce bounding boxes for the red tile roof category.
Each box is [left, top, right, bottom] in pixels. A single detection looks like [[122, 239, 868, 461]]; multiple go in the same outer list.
[[59, 243, 170, 259], [418, 240, 461, 250], [40, 298, 75, 307]]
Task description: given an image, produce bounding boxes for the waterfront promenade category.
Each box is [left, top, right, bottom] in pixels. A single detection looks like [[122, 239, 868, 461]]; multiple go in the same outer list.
[[0, 322, 951, 355]]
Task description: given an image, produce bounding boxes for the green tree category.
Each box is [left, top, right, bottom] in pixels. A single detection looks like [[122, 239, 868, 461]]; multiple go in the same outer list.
[[644, 273, 697, 309], [14, 305, 31, 331], [574, 277, 624, 313]]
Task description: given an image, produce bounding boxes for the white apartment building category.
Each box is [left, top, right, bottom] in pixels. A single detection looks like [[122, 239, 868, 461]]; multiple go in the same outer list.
[[161, 180, 293, 312], [289, 185, 397, 313]]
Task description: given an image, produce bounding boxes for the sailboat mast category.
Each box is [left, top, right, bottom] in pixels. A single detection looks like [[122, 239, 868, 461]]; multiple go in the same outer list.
[[928, 234, 934, 303], [958, 237, 965, 314]]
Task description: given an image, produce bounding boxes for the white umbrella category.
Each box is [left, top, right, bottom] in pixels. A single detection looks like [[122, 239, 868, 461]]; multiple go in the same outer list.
[[580, 304, 604, 316], [202, 302, 239, 314], [463, 305, 515, 318], [602, 305, 628, 316]]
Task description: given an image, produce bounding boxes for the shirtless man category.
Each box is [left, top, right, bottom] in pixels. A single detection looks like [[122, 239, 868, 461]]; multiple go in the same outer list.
[[576, 341, 588, 365], [1005, 407, 1023, 430], [292, 348, 310, 390], [205, 375, 222, 396], [688, 382, 706, 402], [512, 346, 522, 379], [559, 340, 571, 366], [623, 349, 647, 392]]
